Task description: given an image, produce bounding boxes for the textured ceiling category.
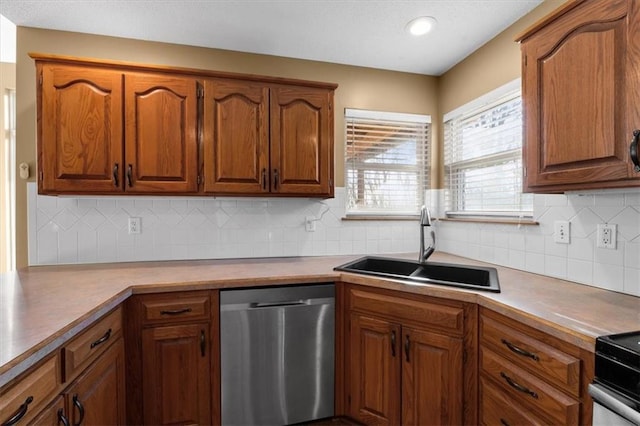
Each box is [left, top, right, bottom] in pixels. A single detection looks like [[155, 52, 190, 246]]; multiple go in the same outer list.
[[0, 0, 543, 75]]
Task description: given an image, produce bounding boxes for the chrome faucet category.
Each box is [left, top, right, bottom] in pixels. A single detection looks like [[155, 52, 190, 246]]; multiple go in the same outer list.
[[419, 205, 435, 263]]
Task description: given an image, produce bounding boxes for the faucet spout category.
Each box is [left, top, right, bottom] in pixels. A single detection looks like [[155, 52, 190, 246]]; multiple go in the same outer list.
[[419, 206, 436, 263]]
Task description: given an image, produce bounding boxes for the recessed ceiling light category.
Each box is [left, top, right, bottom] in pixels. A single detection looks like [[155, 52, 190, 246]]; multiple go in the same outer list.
[[406, 16, 437, 36]]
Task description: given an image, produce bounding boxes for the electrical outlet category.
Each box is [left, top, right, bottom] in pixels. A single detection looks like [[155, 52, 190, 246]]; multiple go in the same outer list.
[[305, 216, 316, 232], [128, 217, 141, 234], [597, 223, 617, 249], [553, 221, 570, 244]]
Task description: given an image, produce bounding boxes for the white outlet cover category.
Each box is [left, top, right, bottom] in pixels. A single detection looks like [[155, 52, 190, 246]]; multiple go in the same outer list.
[[596, 223, 617, 249]]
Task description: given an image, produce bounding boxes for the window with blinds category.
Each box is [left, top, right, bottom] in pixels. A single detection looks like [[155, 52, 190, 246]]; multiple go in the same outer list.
[[443, 82, 532, 218], [345, 109, 431, 216]]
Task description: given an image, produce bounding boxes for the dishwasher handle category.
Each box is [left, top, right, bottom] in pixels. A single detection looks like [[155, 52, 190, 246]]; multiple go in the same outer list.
[[250, 300, 309, 308]]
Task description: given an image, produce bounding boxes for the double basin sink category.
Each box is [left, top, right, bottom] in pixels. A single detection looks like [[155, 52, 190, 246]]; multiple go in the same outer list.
[[334, 256, 500, 292]]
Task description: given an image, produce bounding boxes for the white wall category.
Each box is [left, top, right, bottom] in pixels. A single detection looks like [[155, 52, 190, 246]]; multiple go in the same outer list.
[[436, 190, 640, 297]]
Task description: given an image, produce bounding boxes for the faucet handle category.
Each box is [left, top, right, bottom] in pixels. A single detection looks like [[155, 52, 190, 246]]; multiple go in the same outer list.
[[420, 206, 431, 226]]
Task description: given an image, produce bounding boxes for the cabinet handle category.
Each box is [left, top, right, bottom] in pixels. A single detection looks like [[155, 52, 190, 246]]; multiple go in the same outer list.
[[2, 395, 33, 426], [404, 334, 410, 362], [500, 372, 538, 399], [90, 328, 112, 349], [72, 395, 85, 426], [631, 129, 640, 172], [58, 409, 70, 426], [126, 164, 133, 187], [200, 329, 206, 357], [500, 419, 510, 426], [112, 163, 119, 187], [160, 308, 192, 316], [500, 339, 539, 361], [273, 169, 279, 191], [390, 330, 396, 357], [262, 168, 267, 191]]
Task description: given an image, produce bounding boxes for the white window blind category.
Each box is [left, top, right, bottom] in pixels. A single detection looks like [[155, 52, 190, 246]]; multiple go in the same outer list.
[[345, 109, 431, 216], [443, 84, 532, 217]]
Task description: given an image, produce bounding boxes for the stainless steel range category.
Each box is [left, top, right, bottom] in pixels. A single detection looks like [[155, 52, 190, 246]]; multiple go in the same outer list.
[[589, 331, 640, 425]]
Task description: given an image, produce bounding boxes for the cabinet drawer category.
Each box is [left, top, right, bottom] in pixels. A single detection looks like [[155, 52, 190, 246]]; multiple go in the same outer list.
[[480, 347, 579, 425], [480, 377, 547, 426], [64, 307, 122, 381], [0, 354, 60, 425], [348, 287, 464, 334], [480, 314, 580, 396], [139, 292, 210, 325]]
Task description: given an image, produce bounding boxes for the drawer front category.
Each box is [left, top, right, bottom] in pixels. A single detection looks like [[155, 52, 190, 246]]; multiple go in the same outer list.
[[0, 355, 60, 425], [481, 314, 580, 396], [480, 347, 579, 425], [140, 292, 210, 325], [349, 288, 464, 334], [64, 307, 122, 381], [480, 377, 547, 426]]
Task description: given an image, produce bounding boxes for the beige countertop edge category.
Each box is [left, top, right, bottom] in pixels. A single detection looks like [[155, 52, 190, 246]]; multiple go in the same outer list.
[[1, 253, 638, 389]]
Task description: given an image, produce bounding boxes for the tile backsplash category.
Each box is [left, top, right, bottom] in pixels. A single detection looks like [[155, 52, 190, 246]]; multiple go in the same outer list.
[[28, 184, 419, 265], [435, 190, 640, 297], [28, 184, 639, 297]]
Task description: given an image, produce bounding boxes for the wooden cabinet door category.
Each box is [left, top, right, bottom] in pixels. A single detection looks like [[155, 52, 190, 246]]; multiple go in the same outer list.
[[521, 0, 640, 191], [402, 327, 463, 426], [124, 72, 199, 193], [29, 395, 68, 426], [270, 86, 334, 196], [38, 64, 123, 194], [348, 314, 401, 425], [202, 79, 269, 194], [64, 338, 125, 426], [142, 323, 211, 425]]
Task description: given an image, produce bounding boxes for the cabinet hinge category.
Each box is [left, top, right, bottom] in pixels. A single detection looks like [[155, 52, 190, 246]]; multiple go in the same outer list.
[[39, 170, 43, 181], [197, 87, 204, 98], [524, 55, 528, 67], [39, 73, 43, 85], [523, 167, 527, 177], [197, 175, 202, 185]]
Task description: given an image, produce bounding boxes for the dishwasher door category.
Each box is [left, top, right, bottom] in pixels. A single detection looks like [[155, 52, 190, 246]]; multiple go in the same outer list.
[[220, 284, 335, 426]]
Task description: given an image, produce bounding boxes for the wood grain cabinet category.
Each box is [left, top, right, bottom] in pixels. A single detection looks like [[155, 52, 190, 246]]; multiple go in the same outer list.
[[478, 307, 594, 425], [342, 284, 477, 425], [0, 307, 125, 426], [35, 57, 200, 195], [517, 0, 640, 192], [203, 79, 335, 197], [125, 291, 218, 426]]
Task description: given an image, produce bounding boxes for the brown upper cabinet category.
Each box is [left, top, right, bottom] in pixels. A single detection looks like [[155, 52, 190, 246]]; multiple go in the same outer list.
[[517, 0, 640, 192], [203, 79, 334, 197], [33, 54, 337, 198], [36, 60, 199, 194]]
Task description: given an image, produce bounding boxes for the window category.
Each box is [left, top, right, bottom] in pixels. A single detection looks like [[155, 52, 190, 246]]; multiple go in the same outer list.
[[443, 80, 532, 218], [345, 109, 431, 217]]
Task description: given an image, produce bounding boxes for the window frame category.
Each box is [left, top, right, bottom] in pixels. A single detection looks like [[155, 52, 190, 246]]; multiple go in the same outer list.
[[344, 108, 431, 218], [443, 79, 532, 219]]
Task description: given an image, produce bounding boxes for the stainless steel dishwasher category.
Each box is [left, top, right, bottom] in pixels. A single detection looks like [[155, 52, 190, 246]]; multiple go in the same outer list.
[[220, 284, 335, 426]]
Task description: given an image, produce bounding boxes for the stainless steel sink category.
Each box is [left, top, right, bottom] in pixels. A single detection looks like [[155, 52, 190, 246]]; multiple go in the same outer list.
[[334, 256, 500, 292]]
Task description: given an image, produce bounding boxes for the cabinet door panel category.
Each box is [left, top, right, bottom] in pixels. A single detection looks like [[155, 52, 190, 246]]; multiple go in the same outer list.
[[65, 339, 125, 426], [125, 73, 198, 193], [202, 79, 269, 193], [270, 86, 333, 196], [39, 64, 123, 193], [522, 0, 640, 191], [142, 323, 211, 425], [402, 327, 463, 426], [348, 314, 401, 425]]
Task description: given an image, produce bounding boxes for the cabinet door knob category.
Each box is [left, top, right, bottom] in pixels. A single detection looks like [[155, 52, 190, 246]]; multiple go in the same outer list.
[[72, 395, 85, 426], [273, 169, 279, 191], [390, 330, 396, 357], [631, 129, 640, 172], [58, 409, 70, 426], [112, 163, 119, 187], [262, 168, 267, 191], [2, 395, 33, 426], [126, 164, 133, 187], [200, 329, 206, 357], [404, 334, 410, 362]]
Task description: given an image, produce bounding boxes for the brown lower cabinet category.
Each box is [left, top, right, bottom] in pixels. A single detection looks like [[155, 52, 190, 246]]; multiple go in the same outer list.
[[125, 290, 219, 425], [341, 284, 477, 426]]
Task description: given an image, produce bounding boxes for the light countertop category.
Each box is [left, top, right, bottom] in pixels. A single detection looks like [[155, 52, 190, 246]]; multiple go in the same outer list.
[[1, 252, 639, 388]]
